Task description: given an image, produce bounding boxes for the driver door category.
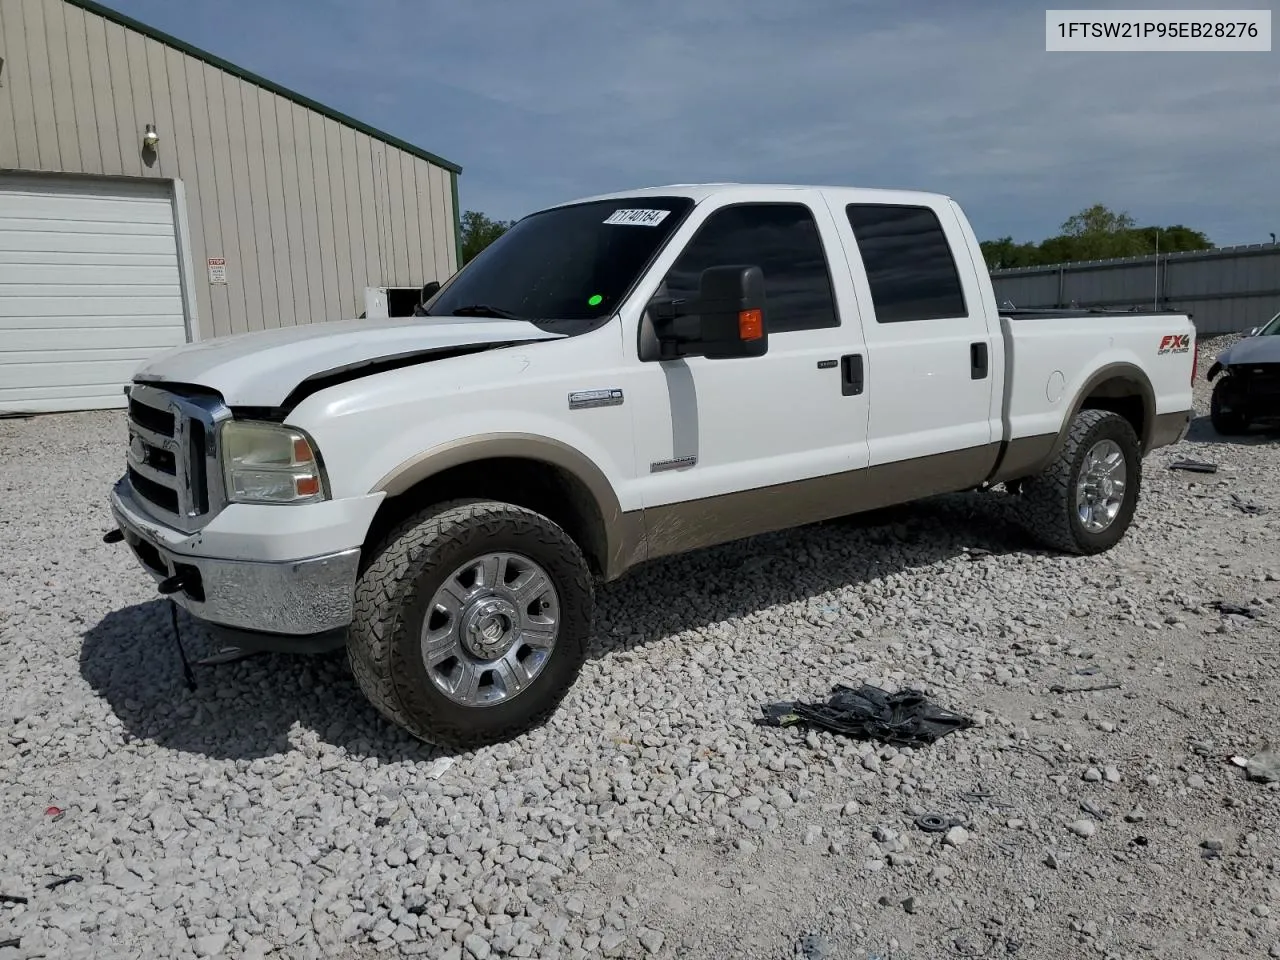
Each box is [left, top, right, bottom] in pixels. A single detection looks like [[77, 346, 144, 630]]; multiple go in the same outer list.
[[621, 191, 871, 557]]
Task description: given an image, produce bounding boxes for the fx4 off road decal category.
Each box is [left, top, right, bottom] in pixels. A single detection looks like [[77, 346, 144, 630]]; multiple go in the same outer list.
[[1159, 334, 1191, 355]]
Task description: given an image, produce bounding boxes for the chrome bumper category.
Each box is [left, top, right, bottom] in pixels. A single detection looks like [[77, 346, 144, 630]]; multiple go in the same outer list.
[[110, 481, 360, 636]]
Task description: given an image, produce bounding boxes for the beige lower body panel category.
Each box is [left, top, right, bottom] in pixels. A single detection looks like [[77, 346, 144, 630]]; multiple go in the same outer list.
[[606, 414, 1186, 579], [1148, 410, 1192, 451], [636, 442, 1003, 564]]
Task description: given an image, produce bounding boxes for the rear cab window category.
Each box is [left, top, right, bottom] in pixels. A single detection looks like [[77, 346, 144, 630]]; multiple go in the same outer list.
[[844, 204, 969, 323]]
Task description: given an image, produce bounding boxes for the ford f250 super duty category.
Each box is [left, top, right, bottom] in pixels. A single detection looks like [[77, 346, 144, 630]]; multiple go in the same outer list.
[[105, 183, 1197, 748]]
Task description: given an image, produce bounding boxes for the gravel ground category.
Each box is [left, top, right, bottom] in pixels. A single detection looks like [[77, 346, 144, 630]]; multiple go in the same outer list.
[[1, 334, 1278, 960]]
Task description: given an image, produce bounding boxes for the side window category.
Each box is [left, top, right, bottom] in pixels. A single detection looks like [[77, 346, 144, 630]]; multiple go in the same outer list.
[[662, 203, 839, 333], [845, 204, 968, 323]]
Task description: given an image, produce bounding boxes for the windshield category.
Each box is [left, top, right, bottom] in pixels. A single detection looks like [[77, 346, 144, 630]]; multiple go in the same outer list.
[[1261, 311, 1280, 335], [425, 197, 695, 325]]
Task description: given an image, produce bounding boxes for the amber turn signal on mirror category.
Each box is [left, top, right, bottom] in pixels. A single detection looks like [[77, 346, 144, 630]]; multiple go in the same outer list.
[[738, 309, 763, 341]]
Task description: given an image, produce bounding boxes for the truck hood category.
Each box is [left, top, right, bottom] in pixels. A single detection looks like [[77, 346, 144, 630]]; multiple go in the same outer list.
[[1216, 335, 1280, 367], [133, 316, 565, 408]]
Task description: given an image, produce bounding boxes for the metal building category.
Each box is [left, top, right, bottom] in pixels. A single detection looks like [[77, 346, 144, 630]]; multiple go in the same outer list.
[[990, 243, 1280, 336], [0, 0, 463, 414]]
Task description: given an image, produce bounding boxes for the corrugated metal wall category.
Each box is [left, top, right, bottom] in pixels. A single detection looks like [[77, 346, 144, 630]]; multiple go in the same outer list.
[[0, 0, 459, 339], [990, 244, 1280, 336]]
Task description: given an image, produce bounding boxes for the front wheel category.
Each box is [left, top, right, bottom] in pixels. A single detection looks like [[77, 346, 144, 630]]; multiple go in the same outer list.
[[1210, 379, 1250, 435], [1012, 409, 1142, 555], [348, 499, 595, 749]]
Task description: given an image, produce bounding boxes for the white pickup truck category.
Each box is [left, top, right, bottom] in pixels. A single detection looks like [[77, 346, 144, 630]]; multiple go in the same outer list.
[[107, 183, 1196, 748]]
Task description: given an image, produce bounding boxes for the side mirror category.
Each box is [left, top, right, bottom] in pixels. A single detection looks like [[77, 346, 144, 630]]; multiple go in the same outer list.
[[1247, 326, 1260, 337], [646, 265, 768, 361], [421, 281, 441, 303]]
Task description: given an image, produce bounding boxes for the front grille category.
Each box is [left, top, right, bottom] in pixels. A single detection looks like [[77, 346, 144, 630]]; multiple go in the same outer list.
[[189, 420, 209, 514], [125, 384, 230, 532], [128, 466, 179, 514], [146, 446, 178, 475], [1245, 368, 1280, 396], [128, 397, 175, 437]]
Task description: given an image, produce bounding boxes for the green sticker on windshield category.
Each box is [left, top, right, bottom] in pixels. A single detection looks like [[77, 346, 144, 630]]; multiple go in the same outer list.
[[588, 294, 603, 306]]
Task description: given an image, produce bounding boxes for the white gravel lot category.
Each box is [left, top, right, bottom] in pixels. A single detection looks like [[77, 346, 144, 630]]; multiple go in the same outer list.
[[1, 334, 1278, 960]]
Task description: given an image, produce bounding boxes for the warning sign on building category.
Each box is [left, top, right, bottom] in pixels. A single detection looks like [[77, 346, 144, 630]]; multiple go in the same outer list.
[[207, 258, 227, 284]]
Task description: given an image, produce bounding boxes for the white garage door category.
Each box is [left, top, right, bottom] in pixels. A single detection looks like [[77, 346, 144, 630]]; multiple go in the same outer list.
[[0, 175, 190, 415]]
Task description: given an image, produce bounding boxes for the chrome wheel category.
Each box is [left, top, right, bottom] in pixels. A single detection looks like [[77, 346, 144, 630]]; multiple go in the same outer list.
[[421, 552, 560, 707], [1075, 439, 1127, 533]]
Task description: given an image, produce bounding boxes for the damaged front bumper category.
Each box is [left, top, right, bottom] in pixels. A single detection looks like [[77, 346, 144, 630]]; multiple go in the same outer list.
[[109, 478, 363, 651], [1213, 363, 1280, 423]]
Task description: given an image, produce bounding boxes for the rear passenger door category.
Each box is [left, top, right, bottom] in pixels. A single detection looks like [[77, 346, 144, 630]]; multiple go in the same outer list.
[[834, 200, 999, 475], [625, 194, 870, 528]]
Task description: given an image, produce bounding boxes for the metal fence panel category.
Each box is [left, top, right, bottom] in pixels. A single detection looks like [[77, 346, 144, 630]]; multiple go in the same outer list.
[[991, 244, 1280, 335]]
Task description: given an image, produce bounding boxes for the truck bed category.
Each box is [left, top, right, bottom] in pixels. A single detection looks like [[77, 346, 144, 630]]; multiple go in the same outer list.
[[1000, 307, 1188, 321], [997, 308, 1196, 449]]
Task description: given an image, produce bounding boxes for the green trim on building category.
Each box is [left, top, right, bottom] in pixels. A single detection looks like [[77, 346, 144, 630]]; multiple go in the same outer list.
[[450, 171, 463, 269], [65, 0, 463, 175]]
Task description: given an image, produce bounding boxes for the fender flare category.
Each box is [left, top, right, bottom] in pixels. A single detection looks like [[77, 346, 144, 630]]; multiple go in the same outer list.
[[1044, 362, 1157, 465], [372, 433, 644, 579]]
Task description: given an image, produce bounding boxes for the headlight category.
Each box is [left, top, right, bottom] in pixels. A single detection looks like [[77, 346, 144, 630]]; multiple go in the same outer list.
[[220, 421, 328, 504]]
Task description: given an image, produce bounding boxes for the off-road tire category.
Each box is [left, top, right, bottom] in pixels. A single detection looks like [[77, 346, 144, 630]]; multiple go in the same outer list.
[[348, 499, 594, 749], [1210, 379, 1249, 435], [1012, 409, 1142, 555]]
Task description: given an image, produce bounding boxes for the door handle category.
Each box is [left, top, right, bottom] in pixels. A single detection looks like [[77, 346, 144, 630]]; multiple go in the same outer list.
[[840, 354, 864, 396], [970, 342, 989, 380]]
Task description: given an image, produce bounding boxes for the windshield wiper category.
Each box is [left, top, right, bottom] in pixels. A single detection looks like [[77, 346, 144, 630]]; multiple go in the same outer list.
[[449, 304, 525, 321]]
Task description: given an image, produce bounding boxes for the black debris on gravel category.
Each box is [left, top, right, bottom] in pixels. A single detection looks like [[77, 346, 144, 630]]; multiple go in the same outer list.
[[1169, 458, 1218, 473], [757, 683, 973, 747], [1229, 493, 1267, 515]]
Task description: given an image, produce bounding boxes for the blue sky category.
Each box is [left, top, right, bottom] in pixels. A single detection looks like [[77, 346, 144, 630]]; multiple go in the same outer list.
[[106, 0, 1279, 247]]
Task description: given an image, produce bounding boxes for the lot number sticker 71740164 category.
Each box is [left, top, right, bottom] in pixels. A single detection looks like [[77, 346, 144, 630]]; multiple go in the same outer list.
[[603, 209, 671, 226]]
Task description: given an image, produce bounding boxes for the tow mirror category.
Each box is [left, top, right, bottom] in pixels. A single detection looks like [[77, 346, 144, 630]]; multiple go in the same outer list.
[[647, 265, 768, 361]]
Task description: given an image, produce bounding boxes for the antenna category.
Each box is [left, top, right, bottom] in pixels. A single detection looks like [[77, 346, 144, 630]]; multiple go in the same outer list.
[[1153, 228, 1160, 311]]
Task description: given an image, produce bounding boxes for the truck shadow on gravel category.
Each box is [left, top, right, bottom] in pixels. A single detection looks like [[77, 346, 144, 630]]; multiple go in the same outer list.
[[1185, 414, 1280, 446], [79, 494, 1032, 764]]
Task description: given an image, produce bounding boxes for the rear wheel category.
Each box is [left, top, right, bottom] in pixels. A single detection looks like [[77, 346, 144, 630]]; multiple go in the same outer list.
[[348, 499, 594, 749], [1012, 409, 1142, 555], [1210, 379, 1250, 435]]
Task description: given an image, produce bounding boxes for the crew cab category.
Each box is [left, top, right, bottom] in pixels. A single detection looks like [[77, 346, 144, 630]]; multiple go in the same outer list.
[[106, 184, 1196, 748]]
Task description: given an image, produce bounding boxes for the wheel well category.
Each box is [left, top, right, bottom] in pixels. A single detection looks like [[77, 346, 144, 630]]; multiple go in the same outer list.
[[361, 457, 609, 577], [1078, 377, 1147, 444]]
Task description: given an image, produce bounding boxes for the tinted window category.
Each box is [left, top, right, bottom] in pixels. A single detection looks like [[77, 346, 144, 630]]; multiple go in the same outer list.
[[845, 204, 968, 323], [662, 203, 838, 333], [427, 197, 694, 324]]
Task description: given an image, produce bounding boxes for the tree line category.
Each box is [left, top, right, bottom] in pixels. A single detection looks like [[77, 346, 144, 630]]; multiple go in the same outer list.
[[978, 204, 1212, 270], [459, 203, 1216, 273]]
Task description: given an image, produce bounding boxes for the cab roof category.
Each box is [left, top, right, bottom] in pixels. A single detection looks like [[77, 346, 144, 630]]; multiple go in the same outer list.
[[551, 183, 955, 209]]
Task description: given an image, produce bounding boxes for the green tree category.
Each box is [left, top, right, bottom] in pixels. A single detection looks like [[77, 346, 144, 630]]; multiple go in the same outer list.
[[980, 236, 1042, 270], [1059, 203, 1146, 260], [460, 210, 515, 264], [1131, 224, 1213, 254], [984, 204, 1214, 269]]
